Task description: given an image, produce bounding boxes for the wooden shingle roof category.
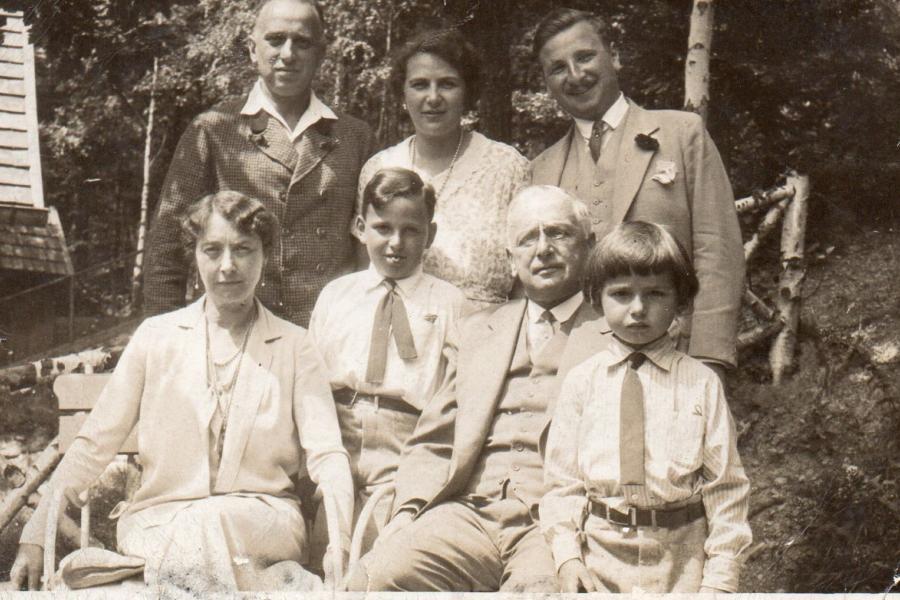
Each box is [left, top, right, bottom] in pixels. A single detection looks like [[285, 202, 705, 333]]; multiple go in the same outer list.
[[0, 9, 71, 277]]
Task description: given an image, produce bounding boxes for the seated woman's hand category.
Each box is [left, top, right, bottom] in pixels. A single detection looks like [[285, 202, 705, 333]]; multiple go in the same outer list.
[[10, 543, 43, 590]]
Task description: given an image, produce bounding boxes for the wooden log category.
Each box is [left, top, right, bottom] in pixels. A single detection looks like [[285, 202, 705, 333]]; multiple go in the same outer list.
[[734, 185, 794, 214], [744, 288, 777, 321], [770, 172, 810, 384], [738, 320, 784, 352], [683, 0, 714, 123], [0, 345, 124, 391], [744, 197, 791, 261], [0, 437, 59, 532]]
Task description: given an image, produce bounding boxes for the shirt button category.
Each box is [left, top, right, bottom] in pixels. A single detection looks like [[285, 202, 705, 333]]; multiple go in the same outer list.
[[631, 493, 640, 501], [593, 199, 601, 205], [512, 465, 520, 472], [514, 443, 524, 452], [592, 218, 601, 225], [315, 227, 327, 237], [315, 263, 326, 273]]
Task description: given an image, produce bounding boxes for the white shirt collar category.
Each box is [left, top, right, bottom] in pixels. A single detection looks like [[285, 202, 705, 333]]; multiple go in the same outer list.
[[526, 291, 584, 325], [363, 263, 424, 297], [573, 92, 628, 141], [240, 79, 337, 141]]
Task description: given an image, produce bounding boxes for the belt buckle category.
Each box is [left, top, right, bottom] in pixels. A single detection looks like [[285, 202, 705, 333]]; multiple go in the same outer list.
[[628, 506, 638, 527], [650, 508, 658, 530], [372, 394, 381, 410], [349, 389, 360, 407]]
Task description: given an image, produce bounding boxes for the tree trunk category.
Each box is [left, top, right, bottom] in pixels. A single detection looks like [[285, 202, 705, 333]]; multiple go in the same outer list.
[[684, 0, 714, 123], [467, 0, 512, 142], [376, 0, 394, 145], [131, 57, 157, 310], [769, 172, 810, 384]]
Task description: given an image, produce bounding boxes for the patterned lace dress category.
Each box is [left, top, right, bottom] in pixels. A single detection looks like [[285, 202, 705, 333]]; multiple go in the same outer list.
[[358, 131, 529, 308]]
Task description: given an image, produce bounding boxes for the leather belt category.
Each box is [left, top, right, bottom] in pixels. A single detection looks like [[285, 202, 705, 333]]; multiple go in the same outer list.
[[332, 388, 419, 416], [589, 500, 705, 529]]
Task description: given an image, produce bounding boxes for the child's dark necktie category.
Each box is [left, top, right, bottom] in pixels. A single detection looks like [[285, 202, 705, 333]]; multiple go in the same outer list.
[[365, 278, 417, 384], [620, 352, 647, 486]]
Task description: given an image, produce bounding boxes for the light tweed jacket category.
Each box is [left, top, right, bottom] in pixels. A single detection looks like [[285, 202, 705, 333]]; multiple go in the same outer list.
[[144, 96, 374, 327]]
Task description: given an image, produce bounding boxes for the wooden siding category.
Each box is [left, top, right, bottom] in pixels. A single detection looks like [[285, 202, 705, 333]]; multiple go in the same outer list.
[[0, 10, 44, 208]]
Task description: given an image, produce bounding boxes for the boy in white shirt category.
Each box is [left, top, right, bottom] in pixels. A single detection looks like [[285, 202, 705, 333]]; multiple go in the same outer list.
[[540, 221, 751, 593], [309, 167, 467, 556]]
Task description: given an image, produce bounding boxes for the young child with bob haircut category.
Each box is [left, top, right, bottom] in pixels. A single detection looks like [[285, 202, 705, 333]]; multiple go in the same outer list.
[[309, 167, 467, 557], [539, 221, 751, 594]]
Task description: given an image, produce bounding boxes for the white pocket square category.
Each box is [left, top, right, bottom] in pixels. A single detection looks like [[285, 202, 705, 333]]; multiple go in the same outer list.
[[651, 160, 677, 185]]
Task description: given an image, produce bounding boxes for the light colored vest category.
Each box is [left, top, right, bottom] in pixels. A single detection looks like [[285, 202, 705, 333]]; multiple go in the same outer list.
[[463, 318, 570, 509], [559, 122, 628, 240]]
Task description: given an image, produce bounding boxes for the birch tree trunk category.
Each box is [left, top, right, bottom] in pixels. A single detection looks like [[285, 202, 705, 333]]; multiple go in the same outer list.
[[770, 172, 810, 384], [131, 57, 157, 309], [684, 0, 714, 123]]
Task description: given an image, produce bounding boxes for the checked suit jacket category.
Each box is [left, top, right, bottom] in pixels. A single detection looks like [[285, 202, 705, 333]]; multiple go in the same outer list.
[[144, 96, 375, 327], [392, 298, 611, 518], [531, 102, 745, 367]]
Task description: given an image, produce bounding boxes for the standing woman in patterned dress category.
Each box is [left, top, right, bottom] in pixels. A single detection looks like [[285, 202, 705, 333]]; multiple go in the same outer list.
[[357, 28, 529, 309]]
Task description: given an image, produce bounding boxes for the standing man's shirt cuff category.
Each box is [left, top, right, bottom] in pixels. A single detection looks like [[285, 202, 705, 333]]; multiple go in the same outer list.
[[702, 554, 742, 592]]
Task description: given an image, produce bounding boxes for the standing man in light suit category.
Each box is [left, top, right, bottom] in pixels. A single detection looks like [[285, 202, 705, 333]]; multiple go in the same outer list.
[[145, 0, 374, 327], [530, 8, 744, 374]]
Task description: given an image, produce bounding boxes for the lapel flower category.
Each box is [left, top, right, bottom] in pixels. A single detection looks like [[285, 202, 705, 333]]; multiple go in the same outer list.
[[249, 131, 268, 148], [634, 127, 660, 152], [319, 137, 339, 152], [248, 114, 268, 147]]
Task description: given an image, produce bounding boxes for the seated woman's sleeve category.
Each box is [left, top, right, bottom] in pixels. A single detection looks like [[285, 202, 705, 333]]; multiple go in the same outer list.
[[292, 331, 354, 543], [20, 321, 151, 546]]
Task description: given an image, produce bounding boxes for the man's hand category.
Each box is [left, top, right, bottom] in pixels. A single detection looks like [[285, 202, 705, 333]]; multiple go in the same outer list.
[[558, 558, 601, 592], [10, 543, 43, 590]]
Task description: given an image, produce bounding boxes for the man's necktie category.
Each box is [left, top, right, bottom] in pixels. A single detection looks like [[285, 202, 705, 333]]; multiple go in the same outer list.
[[531, 309, 556, 360], [589, 120, 608, 163], [620, 352, 647, 486], [365, 279, 418, 384]]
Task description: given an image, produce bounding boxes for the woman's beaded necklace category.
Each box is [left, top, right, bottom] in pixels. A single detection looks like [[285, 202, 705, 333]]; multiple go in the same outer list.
[[205, 306, 256, 459], [411, 129, 465, 200]]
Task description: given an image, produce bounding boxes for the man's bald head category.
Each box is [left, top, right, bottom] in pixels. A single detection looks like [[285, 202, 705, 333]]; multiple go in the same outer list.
[[253, 0, 325, 41]]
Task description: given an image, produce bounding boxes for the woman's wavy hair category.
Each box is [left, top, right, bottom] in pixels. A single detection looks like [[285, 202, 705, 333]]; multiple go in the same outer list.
[[179, 191, 279, 260], [390, 28, 481, 111], [583, 221, 699, 311]]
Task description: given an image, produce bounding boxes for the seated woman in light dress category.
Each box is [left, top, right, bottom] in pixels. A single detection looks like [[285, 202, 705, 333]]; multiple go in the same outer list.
[[10, 191, 353, 592], [358, 28, 530, 308]]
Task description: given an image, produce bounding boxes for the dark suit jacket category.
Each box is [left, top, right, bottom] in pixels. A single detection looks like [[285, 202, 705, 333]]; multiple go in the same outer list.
[[143, 96, 375, 327], [531, 102, 744, 367], [392, 298, 610, 517]]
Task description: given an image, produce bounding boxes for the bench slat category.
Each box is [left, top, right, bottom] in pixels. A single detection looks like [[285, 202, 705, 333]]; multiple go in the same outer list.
[[53, 373, 113, 410]]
